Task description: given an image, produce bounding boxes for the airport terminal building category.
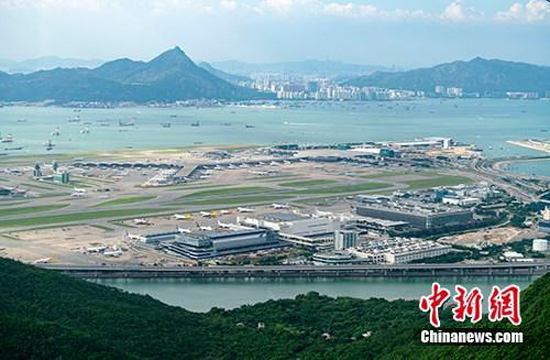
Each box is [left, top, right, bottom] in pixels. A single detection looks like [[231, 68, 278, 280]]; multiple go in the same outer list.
[[161, 229, 283, 260]]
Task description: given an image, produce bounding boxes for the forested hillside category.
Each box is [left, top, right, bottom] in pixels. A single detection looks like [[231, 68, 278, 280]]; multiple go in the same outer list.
[[0, 257, 547, 359]]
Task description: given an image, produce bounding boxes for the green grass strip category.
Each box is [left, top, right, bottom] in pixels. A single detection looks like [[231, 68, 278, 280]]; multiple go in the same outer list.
[[402, 175, 473, 190], [0, 208, 174, 229], [0, 204, 68, 217], [21, 182, 55, 191], [289, 182, 391, 195], [279, 179, 337, 188], [93, 196, 156, 207], [180, 186, 272, 199], [180, 195, 292, 206]]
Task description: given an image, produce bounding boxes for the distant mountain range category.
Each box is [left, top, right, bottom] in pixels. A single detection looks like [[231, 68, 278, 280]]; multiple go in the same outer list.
[[198, 62, 250, 85], [0, 47, 271, 103], [210, 60, 392, 78], [344, 58, 550, 96], [0, 56, 103, 74]]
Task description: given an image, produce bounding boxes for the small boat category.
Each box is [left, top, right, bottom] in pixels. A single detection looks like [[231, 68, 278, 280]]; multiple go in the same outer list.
[[43, 140, 55, 151], [245, 124, 255, 128], [541, 129, 548, 133], [68, 116, 81, 123], [191, 121, 200, 127], [17, 119, 27, 123], [80, 127, 90, 134], [1, 133, 13, 143], [4, 146, 23, 151], [119, 120, 135, 127], [170, 114, 178, 118], [161, 123, 171, 128], [51, 128, 60, 136]]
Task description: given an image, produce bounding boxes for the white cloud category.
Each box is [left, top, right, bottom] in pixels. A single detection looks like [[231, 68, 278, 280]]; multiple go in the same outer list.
[[322, 2, 427, 20], [262, 0, 295, 12], [0, 0, 103, 10], [495, 0, 550, 23], [440, 0, 480, 22], [220, 0, 237, 11]]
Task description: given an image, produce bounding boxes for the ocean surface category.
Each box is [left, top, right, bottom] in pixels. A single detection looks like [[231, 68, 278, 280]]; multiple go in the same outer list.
[[1, 99, 549, 158], [505, 159, 550, 177], [96, 276, 537, 312]]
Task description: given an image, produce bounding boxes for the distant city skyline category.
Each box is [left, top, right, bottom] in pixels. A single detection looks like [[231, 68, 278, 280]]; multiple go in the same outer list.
[[0, 0, 549, 67]]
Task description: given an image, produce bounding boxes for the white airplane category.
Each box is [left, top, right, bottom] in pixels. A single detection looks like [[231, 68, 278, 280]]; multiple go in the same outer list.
[[33, 257, 52, 264], [237, 207, 254, 213], [133, 218, 151, 225], [197, 225, 213, 231], [200, 211, 214, 218], [272, 203, 290, 209], [70, 192, 86, 198], [127, 233, 143, 240], [314, 208, 333, 218], [219, 210, 232, 215], [104, 250, 123, 257], [73, 187, 86, 193], [217, 220, 232, 229], [177, 226, 191, 233], [250, 170, 269, 175], [199, 175, 211, 179], [174, 213, 190, 220]]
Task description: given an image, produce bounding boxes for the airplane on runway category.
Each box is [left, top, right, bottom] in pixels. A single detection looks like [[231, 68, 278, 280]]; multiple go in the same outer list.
[[174, 213, 191, 220]]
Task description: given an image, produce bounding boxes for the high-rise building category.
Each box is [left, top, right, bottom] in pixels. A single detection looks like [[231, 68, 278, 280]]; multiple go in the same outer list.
[[334, 229, 358, 250]]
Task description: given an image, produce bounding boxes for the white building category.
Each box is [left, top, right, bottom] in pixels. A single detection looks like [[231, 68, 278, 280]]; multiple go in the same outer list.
[[354, 237, 452, 264], [384, 243, 452, 264], [239, 212, 336, 237], [334, 230, 358, 250], [532, 239, 548, 252]]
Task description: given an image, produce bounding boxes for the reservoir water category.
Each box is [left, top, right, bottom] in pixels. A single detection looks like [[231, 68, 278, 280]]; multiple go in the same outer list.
[[1, 99, 549, 158], [97, 276, 537, 312]]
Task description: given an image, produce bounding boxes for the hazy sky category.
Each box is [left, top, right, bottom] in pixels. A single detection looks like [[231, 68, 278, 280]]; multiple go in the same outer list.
[[0, 0, 549, 67]]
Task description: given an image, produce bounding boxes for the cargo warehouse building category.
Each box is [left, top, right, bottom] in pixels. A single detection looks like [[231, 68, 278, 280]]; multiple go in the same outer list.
[[161, 229, 283, 260], [355, 205, 474, 229]]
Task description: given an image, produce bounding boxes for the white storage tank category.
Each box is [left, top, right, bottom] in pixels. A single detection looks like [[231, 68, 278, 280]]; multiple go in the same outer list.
[[532, 239, 548, 252]]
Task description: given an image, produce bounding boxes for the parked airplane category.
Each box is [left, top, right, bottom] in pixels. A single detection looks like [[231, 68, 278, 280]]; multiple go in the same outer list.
[[174, 213, 191, 220], [272, 203, 290, 209], [219, 210, 232, 215], [197, 224, 213, 231], [217, 221, 232, 229], [250, 170, 269, 175], [33, 257, 52, 264], [177, 226, 191, 233], [314, 208, 333, 218], [200, 211, 215, 218], [133, 218, 151, 225], [237, 207, 254, 213]]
